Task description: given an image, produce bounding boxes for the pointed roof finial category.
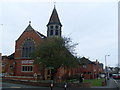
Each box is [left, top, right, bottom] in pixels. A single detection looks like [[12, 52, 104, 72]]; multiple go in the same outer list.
[[54, 1, 56, 8], [29, 21, 31, 25], [24, 21, 34, 32]]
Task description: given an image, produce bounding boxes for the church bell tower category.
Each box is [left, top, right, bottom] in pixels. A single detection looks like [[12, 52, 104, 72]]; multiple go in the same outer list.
[[47, 6, 62, 37]]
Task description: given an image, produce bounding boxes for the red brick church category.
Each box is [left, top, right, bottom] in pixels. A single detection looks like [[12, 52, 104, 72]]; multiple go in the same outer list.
[[2, 6, 103, 81]]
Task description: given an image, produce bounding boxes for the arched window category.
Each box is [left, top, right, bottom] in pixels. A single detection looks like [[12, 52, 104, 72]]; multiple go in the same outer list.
[[22, 39, 35, 58]]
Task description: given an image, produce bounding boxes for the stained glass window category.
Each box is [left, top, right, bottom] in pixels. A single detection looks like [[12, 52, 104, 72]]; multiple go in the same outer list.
[[22, 39, 35, 58]]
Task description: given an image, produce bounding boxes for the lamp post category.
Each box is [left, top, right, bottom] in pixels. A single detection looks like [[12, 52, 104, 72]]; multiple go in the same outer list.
[[50, 81, 54, 90], [105, 55, 110, 82]]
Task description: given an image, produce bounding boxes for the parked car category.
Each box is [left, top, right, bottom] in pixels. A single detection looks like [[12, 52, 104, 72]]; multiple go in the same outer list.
[[113, 74, 120, 79], [0, 73, 5, 78], [99, 73, 105, 78]]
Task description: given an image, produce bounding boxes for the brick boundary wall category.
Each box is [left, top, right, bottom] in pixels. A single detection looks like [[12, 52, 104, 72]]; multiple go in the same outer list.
[[4, 76, 35, 81]]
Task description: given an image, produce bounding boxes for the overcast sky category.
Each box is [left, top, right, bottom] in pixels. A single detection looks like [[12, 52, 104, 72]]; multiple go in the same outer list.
[[0, 0, 119, 67]]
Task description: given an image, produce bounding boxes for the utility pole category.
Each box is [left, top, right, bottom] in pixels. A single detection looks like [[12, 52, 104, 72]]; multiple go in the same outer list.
[[105, 55, 110, 84]]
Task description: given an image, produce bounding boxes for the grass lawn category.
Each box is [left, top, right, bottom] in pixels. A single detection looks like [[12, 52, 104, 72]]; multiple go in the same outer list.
[[83, 79, 105, 86]]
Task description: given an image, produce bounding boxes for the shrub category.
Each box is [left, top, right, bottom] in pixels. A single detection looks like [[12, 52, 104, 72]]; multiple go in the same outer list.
[[2, 70, 5, 73], [66, 75, 79, 81]]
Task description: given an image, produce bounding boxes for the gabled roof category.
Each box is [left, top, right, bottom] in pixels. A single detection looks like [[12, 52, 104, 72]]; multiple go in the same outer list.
[[17, 22, 46, 41], [79, 57, 92, 65], [24, 22, 46, 38], [24, 23, 34, 32], [47, 7, 62, 26]]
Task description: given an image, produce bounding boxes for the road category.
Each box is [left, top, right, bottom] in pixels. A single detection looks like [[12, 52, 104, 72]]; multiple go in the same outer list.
[[1, 79, 119, 90], [2, 82, 45, 88]]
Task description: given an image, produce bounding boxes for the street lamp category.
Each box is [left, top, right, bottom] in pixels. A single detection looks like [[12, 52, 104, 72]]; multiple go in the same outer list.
[[105, 55, 110, 81]]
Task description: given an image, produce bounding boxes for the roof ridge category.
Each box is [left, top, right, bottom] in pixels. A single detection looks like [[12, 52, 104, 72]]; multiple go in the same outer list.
[[34, 30, 46, 38]]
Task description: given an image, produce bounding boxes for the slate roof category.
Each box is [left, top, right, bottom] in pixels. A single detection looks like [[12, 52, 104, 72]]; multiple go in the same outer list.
[[2, 56, 8, 60], [25, 23, 46, 38], [35, 31, 46, 38], [2, 53, 14, 60], [8, 53, 15, 59], [79, 57, 92, 65], [47, 7, 62, 26]]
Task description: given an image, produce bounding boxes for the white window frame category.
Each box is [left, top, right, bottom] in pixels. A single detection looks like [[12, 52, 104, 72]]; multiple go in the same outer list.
[[83, 65, 87, 68], [21, 65, 33, 72]]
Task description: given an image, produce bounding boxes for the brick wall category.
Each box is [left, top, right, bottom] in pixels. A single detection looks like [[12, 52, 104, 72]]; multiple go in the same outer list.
[[15, 31, 42, 59]]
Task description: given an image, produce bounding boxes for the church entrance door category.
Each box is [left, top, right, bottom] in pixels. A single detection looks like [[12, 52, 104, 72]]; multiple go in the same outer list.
[[45, 67, 54, 80]]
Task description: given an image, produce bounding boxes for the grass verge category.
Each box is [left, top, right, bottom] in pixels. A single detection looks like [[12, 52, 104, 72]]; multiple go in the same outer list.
[[83, 79, 104, 86]]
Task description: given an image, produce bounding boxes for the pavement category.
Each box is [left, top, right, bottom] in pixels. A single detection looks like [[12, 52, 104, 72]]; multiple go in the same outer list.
[[92, 78, 119, 88], [113, 79, 120, 89]]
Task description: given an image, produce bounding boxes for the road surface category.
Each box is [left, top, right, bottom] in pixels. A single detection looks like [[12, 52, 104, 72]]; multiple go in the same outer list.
[[1, 78, 119, 90]]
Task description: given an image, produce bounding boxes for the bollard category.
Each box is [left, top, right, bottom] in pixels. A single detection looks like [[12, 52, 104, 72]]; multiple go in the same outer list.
[[64, 82, 67, 90], [50, 82, 53, 90]]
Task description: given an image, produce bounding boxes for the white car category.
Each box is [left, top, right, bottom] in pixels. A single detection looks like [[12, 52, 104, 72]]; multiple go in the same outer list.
[[0, 73, 5, 77], [99, 74, 105, 78]]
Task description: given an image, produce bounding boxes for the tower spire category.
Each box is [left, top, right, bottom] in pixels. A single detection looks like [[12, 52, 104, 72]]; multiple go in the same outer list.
[[47, 5, 62, 37], [47, 6, 62, 26], [54, 2, 56, 8]]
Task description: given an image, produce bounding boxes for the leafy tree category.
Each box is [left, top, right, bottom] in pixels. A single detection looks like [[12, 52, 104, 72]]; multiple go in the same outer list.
[[32, 37, 78, 80]]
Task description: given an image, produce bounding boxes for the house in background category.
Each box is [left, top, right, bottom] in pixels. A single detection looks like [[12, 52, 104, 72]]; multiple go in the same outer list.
[[78, 57, 103, 79]]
